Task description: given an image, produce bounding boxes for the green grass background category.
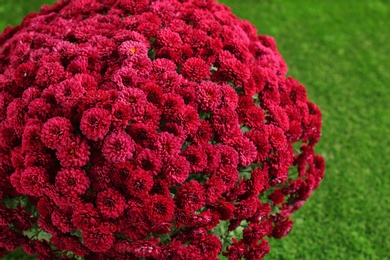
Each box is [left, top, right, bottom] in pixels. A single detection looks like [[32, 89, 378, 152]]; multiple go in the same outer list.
[[1, 0, 389, 259]]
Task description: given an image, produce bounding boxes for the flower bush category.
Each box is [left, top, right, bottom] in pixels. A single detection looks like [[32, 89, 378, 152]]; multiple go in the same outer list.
[[0, 0, 325, 259]]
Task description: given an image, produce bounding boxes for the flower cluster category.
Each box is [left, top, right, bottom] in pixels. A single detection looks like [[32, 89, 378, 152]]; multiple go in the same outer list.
[[0, 0, 324, 259]]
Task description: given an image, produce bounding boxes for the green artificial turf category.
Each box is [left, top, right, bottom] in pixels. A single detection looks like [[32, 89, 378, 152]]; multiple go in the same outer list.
[[1, 0, 389, 259]]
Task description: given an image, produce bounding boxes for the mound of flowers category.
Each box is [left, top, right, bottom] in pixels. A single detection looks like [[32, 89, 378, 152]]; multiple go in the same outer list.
[[0, 0, 325, 259]]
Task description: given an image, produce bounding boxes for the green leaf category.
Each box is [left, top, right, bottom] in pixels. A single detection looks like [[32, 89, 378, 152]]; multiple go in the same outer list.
[[23, 226, 40, 239], [2, 197, 20, 209], [210, 65, 218, 72], [240, 125, 251, 134], [199, 111, 211, 120], [70, 230, 82, 238], [211, 220, 229, 238], [148, 48, 156, 60], [239, 171, 251, 179], [37, 230, 52, 241]]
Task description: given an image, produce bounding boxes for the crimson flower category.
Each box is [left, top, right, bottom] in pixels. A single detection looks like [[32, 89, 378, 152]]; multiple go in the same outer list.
[[0, 0, 324, 259]]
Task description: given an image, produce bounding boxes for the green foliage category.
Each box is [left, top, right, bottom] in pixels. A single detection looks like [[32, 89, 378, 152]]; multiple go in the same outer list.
[[23, 225, 52, 242]]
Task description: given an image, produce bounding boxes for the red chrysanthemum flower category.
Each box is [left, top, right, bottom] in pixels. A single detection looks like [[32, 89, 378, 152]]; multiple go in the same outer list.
[[118, 40, 149, 59], [82, 225, 115, 253], [54, 77, 85, 107], [181, 57, 211, 82], [80, 107, 111, 141], [14, 62, 37, 88], [19, 167, 49, 197], [266, 124, 288, 151], [96, 188, 126, 219], [0, 0, 324, 258], [51, 234, 89, 256], [134, 148, 162, 176], [126, 169, 154, 197], [153, 132, 182, 157], [71, 203, 100, 231], [56, 136, 90, 168], [55, 168, 90, 196], [161, 122, 187, 142], [272, 219, 294, 239], [102, 131, 135, 163], [211, 107, 240, 138], [161, 155, 191, 185], [21, 121, 44, 152], [128, 237, 161, 258], [111, 101, 132, 129], [176, 105, 201, 136], [150, 179, 171, 197], [128, 123, 157, 148], [51, 209, 75, 233], [176, 180, 206, 211], [41, 117, 73, 149], [245, 238, 271, 260], [146, 194, 175, 224], [195, 81, 222, 112], [181, 144, 207, 174], [218, 144, 239, 169], [231, 137, 258, 167], [268, 188, 285, 205]]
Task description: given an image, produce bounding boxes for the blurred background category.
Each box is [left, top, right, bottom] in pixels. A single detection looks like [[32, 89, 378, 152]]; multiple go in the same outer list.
[[0, 0, 389, 259]]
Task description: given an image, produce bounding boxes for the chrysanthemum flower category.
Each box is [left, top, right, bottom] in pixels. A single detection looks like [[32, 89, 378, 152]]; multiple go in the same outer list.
[[181, 58, 211, 82], [96, 188, 126, 219], [102, 131, 135, 163], [80, 107, 111, 141], [19, 167, 49, 197], [55, 168, 90, 196], [161, 155, 191, 185], [181, 145, 207, 173], [51, 209, 75, 233], [134, 148, 162, 176], [82, 225, 115, 253], [118, 40, 149, 58], [0, 0, 324, 258], [56, 136, 90, 167], [126, 169, 153, 197], [41, 117, 73, 149], [71, 203, 99, 231], [195, 81, 222, 112], [147, 194, 175, 224]]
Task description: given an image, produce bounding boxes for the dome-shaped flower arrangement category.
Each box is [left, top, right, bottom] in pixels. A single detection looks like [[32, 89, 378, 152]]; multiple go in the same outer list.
[[0, 0, 325, 259]]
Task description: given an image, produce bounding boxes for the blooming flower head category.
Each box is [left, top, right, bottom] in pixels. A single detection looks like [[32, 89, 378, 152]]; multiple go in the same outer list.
[[126, 169, 154, 197], [134, 148, 162, 176], [55, 168, 90, 196], [97, 188, 126, 219], [40, 117, 73, 150], [146, 194, 175, 224], [181, 58, 211, 82], [161, 155, 191, 185], [54, 77, 86, 107], [102, 131, 135, 163], [181, 144, 207, 174], [80, 107, 111, 141], [72, 203, 100, 230], [56, 136, 90, 168], [176, 180, 206, 211], [195, 81, 222, 112], [82, 224, 115, 253], [118, 40, 149, 59], [153, 132, 182, 157], [20, 167, 49, 197]]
